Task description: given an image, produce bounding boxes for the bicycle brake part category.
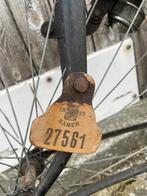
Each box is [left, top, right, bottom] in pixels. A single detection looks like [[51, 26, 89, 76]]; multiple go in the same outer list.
[[29, 72, 102, 154]]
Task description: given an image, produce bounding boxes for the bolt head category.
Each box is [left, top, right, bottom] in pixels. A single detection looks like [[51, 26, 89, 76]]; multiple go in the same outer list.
[[74, 78, 88, 93]]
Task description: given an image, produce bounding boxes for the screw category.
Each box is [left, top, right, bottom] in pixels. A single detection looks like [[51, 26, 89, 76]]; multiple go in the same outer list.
[[74, 78, 88, 93], [126, 44, 131, 50], [46, 77, 52, 82], [132, 93, 137, 99]]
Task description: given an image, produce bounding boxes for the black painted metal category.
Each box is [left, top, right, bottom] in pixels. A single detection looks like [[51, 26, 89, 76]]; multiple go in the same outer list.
[[56, 0, 87, 81], [33, 152, 71, 196], [33, 1, 87, 195], [86, 0, 118, 35], [41, 20, 63, 39], [69, 162, 147, 196], [126, 0, 143, 6]]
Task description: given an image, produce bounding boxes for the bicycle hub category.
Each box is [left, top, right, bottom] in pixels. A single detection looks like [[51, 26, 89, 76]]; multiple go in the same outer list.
[[108, 0, 145, 33]]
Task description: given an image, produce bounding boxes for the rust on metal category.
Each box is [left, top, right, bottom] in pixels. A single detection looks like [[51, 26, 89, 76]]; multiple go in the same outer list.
[[55, 72, 95, 105], [30, 72, 102, 154], [74, 77, 89, 93]]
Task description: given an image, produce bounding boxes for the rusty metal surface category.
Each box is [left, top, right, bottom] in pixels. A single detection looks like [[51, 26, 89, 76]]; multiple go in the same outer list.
[[30, 73, 102, 154], [56, 73, 95, 105]]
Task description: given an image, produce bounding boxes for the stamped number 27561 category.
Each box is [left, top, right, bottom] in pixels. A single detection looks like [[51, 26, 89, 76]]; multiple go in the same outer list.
[[44, 128, 86, 149]]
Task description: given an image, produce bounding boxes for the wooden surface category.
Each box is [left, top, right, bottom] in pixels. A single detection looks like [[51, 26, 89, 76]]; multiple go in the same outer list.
[[0, 0, 146, 91], [0, 0, 120, 90]]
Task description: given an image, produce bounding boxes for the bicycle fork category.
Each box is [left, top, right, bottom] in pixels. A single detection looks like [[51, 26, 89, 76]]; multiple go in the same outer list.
[[30, 0, 101, 195]]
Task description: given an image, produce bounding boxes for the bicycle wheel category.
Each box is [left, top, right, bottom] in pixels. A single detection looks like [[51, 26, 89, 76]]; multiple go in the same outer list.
[[0, 0, 147, 196], [0, 0, 87, 195]]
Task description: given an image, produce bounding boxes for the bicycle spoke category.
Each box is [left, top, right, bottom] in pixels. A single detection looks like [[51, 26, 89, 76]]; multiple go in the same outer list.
[[0, 125, 35, 190], [43, 0, 52, 14], [47, 0, 52, 12], [0, 184, 6, 194], [0, 74, 32, 182], [69, 154, 132, 167], [50, 147, 147, 188], [63, 154, 134, 175], [58, 146, 147, 188], [0, 72, 35, 188], [56, 180, 69, 192], [0, 124, 23, 147], [24, 0, 38, 118], [66, 167, 98, 174], [48, 67, 66, 107], [94, 50, 147, 110], [0, 162, 17, 169], [14, 147, 35, 191], [0, 108, 19, 138], [69, 162, 147, 196], [23, 0, 56, 146], [0, 150, 18, 159], [23, 152, 36, 189], [120, 88, 147, 110], [14, 0, 57, 189], [86, 0, 99, 25], [83, 146, 147, 183], [94, 0, 145, 97], [0, 0, 146, 195], [0, 69, 34, 190], [29, 84, 44, 114], [0, 157, 20, 160], [0, 70, 23, 144], [1, 126, 19, 163]]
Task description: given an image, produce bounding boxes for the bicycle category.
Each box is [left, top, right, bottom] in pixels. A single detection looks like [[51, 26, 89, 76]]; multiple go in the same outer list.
[[0, 0, 146, 195]]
